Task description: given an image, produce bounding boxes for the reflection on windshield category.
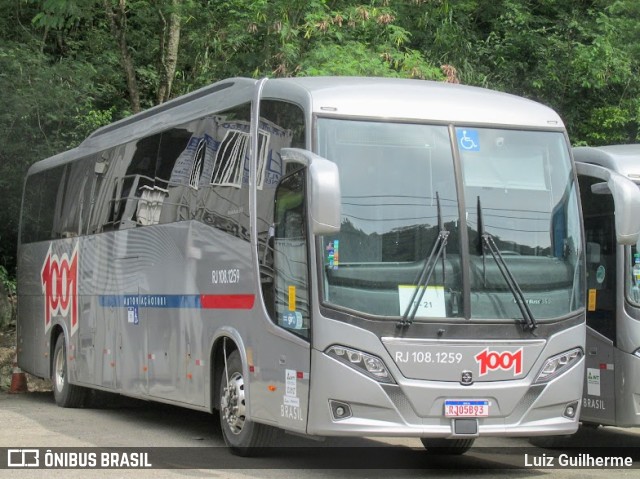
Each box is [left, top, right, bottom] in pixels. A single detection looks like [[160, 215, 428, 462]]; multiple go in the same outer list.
[[317, 119, 584, 322], [459, 127, 583, 319], [318, 120, 461, 319]]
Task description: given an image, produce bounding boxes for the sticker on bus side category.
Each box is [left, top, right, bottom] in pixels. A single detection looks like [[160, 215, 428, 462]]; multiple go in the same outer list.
[[282, 369, 303, 421], [326, 240, 339, 270], [587, 368, 601, 396], [41, 242, 79, 336], [588, 288, 597, 311]]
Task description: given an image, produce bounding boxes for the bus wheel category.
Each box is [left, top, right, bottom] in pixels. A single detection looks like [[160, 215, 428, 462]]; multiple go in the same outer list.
[[420, 437, 475, 455], [219, 350, 277, 456], [52, 335, 86, 408]]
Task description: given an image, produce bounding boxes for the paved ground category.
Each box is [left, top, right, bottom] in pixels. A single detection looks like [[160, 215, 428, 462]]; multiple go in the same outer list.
[[1, 390, 640, 478]]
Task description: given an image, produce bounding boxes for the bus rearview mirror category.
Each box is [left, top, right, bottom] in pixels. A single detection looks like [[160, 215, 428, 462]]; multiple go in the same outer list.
[[281, 148, 341, 235], [578, 162, 640, 245], [607, 173, 640, 245]]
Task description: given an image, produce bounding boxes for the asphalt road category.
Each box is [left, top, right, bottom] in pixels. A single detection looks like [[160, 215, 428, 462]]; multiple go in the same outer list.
[[1, 390, 640, 478]]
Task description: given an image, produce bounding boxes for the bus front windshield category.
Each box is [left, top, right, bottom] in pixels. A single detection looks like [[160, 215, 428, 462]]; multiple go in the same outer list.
[[317, 118, 584, 322]]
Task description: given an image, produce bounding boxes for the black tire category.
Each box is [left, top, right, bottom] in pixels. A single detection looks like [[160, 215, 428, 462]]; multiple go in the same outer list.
[[84, 389, 119, 409], [52, 335, 86, 408], [218, 350, 278, 456], [420, 437, 475, 455]]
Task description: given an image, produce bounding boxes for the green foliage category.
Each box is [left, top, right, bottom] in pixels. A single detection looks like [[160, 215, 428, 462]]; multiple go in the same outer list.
[[579, 101, 640, 145], [65, 104, 116, 147], [0, 266, 16, 297], [1, 0, 640, 273]]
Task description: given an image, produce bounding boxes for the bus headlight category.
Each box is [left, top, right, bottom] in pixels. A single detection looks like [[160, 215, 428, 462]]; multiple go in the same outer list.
[[633, 348, 640, 359], [325, 345, 395, 384], [534, 348, 583, 384]]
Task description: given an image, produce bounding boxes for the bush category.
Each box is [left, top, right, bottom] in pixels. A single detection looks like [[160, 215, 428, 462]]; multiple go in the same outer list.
[[0, 266, 16, 329]]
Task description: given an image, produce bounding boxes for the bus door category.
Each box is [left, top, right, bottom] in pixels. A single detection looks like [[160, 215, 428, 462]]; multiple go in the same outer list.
[[580, 176, 617, 425], [266, 165, 312, 432]]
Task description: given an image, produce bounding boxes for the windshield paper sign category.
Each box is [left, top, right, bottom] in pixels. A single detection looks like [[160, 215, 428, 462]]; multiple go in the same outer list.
[[397, 285, 446, 318]]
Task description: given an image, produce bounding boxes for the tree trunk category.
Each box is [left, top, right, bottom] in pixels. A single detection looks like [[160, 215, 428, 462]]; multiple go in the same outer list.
[[104, 0, 141, 113], [157, 0, 182, 104]]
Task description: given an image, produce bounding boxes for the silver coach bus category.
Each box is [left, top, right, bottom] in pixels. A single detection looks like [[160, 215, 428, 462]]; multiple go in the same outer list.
[[19, 77, 589, 455], [574, 145, 640, 428]]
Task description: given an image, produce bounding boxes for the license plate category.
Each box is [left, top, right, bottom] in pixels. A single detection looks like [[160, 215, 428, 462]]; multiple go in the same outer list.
[[444, 400, 489, 417]]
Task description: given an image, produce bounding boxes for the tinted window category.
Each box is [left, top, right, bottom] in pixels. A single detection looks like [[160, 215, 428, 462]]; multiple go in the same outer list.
[[194, 104, 252, 238], [256, 100, 305, 320], [53, 156, 96, 237], [156, 122, 203, 224], [21, 165, 66, 244]]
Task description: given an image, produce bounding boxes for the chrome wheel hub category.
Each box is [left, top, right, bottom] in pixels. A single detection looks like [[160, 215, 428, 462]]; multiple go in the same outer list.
[[54, 347, 65, 393], [221, 372, 246, 435]]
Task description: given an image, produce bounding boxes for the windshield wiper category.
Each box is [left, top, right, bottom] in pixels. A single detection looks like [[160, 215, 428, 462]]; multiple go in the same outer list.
[[477, 196, 537, 332], [398, 193, 448, 328]]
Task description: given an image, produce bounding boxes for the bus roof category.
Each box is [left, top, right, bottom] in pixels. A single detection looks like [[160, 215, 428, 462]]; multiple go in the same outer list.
[[265, 76, 564, 128], [28, 76, 565, 176], [573, 145, 640, 183]]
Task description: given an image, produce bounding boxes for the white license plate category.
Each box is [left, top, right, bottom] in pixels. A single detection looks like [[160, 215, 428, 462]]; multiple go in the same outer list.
[[444, 400, 489, 417]]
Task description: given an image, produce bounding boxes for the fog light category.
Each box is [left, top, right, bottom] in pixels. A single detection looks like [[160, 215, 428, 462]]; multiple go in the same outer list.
[[330, 400, 352, 420], [564, 401, 579, 418]]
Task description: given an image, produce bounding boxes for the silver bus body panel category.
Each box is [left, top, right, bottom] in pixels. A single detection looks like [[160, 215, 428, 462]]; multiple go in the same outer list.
[[18, 220, 312, 421], [381, 338, 546, 382], [307, 319, 584, 436], [574, 145, 640, 181], [615, 349, 640, 426], [614, 240, 640, 426], [265, 77, 564, 128], [582, 327, 616, 425]]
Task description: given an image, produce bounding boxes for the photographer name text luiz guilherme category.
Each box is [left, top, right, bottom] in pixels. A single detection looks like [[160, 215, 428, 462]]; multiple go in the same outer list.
[[525, 453, 633, 468]]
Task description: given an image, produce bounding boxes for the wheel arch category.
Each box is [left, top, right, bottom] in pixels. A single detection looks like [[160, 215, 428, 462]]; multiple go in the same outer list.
[[48, 321, 68, 379], [209, 327, 249, 414]]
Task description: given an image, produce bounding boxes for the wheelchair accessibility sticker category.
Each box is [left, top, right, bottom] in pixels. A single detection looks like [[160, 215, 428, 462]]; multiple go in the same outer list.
[[457, 129, 480, 152]]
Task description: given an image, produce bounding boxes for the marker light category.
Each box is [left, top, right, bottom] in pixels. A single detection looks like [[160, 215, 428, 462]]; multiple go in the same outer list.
[[534, 348, 583, 384], [326, 345, 395, 384]]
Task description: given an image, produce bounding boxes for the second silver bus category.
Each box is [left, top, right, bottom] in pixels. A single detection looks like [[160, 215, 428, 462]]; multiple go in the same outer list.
[[575, 145, 640, 428]]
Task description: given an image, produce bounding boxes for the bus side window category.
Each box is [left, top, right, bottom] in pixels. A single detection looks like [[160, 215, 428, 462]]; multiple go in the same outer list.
[[155, 125, 197, 224], [52, 157, 95, 238], [194, 105, 251, 239], [114, 135, 161, 228], [579, 174, 616, 342], [257, 100, 305, 320], [21, 165, 66, 244]]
